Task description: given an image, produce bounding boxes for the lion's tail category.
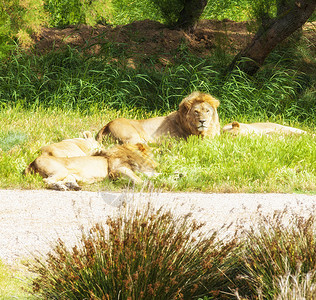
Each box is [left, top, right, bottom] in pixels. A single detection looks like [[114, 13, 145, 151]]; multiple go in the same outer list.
[[96, 124, 110, 143], [24, 161, 36, 175]]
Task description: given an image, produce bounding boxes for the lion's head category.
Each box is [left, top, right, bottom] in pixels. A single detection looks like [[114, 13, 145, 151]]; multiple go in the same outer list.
[[97, 143, 158, 173], [222, 121, 241, 136], [178, 91, 220, 137]]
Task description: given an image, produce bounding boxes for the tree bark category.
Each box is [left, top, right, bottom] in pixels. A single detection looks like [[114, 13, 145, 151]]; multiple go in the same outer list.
[[228, 0, 316, 75], [175, 0, 208, 31]]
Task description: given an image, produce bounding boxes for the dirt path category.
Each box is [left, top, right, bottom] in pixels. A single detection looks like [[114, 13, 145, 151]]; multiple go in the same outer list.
[[0, 189, 315, 265]]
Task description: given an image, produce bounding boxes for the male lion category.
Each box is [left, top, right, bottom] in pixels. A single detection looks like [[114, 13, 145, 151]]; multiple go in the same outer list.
[[96, 91, 220, 144], [222, 121, 306, 136], [41, 131, 102, 157], [25, 143, 158, 191]]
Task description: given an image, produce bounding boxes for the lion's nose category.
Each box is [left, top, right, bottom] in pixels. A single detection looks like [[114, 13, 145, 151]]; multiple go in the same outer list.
[[199, 120, 206, 126]]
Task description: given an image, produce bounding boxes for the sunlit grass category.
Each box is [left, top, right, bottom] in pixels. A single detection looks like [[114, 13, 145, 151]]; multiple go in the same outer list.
[[0, 260, 34, 299], [155, 133, 316, 193]]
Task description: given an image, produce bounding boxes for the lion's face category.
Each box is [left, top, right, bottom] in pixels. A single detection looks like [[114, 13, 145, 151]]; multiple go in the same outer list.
[[185, 101, 217, 135], [178, 92, 220, 137]]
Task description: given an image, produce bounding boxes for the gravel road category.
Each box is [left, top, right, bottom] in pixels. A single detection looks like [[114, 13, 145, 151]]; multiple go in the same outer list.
[[0, 189, 316, 266]]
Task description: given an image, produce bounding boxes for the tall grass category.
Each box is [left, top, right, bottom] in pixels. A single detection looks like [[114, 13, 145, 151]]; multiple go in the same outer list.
[[236, 212, 316, 299], [110, 0, 251, 25], [0, 42, 315, 123]]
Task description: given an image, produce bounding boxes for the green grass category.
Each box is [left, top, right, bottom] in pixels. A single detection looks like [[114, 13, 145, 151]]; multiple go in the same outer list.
[[0, 106, 315, 193], [155, 133, 316, 193], [110, 0, 252, 26], [0, 131, 28, 152], [0, 260, 34, 299]]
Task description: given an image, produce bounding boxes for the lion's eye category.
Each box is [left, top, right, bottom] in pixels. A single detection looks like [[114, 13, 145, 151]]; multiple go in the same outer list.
[[194, 110, 199, 115]]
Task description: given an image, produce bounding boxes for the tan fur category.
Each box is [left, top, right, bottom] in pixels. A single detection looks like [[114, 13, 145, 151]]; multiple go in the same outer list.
[[25, 143, 158, 190], [40, 131, 102, 157], [222, 121, 306, 136], [96, 91, 220, 144]]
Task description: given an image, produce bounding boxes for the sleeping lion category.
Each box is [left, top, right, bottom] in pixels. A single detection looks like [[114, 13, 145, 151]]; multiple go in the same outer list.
[[96, 91, 221, 144], [25, 143, 158, 190], [40, 131, 102, 157], [222, 121, 306, 136]]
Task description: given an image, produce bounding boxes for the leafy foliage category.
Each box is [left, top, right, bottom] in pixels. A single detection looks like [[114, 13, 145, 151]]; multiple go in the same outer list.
[[44, 0, 111, 27], [0, 0, 47, 57]]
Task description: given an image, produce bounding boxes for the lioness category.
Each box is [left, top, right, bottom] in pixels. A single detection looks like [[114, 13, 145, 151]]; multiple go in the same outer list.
[[41, 131, 102, 157], [222, 121, 306, 136], [25, 143, 158, 190], [96, 91, 220, 144]]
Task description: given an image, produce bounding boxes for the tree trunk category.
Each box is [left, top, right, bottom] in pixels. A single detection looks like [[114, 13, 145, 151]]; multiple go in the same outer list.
[[228, 0, 316, 75], [175, 0, 208, 31]]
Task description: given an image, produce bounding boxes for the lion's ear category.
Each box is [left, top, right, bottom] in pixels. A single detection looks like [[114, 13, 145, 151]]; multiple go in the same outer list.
[[83, 131, 93, 139], [179, 101, 190, 114], [136, 143, 147, 153], [209, 98, 220, 108], [232, 121, 240, 128], [202, 94, 219, 108], [178, 91, 200, 113]]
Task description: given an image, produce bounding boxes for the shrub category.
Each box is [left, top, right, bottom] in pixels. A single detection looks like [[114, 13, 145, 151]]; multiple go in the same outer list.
[[236, 212, 316, 299], [274, 269, 316, 299], [28, 203, 238, 299]]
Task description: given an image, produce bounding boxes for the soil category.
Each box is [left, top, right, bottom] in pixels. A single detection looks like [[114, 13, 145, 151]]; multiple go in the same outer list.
[[32, 19, 253, 62], [31, 19, 315, 68]]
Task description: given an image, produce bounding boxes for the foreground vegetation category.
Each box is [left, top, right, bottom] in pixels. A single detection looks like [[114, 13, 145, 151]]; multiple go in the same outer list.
[[26, 205, 316, 299]]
